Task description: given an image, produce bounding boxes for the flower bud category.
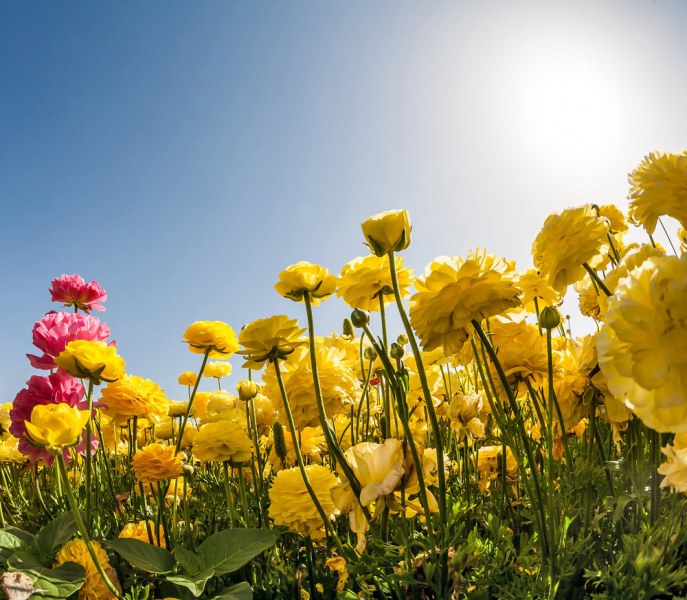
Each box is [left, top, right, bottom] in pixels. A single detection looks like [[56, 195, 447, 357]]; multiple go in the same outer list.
[[363, 346, 378, 361], [361, 209, 412, 256], [342, 318, 354, 338], [236, 379, 259, 402], [390, 342, 405, 359], [351, 309, 370, 328], [396, 334, 408, 346], [538, 306, 561, 330], [272, 422, 288, 463]]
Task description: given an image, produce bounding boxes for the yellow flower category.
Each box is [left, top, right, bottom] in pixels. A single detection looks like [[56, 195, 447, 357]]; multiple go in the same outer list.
[[178, 371, 198, 387], [101, 375, 170, 425], [238, 315, 307, 370], [337, 254, 413, 311], [678, 227, 687, 253], [628, 151, 687, 234], [54, 539, 120, 600], [192, 421, 253, 464], [0, 438, 25, 464], [346, 439, 405, 506], [532, 204, 610, 292], [409, 249, 521, 356], [658, 433, 687, 493], [326, 556, 349, 592], [448, 393, 486, 440], [236, 379, 259, 401], [516, 268, 562, 314], [203, 361, 233, 379], [269, 426, 325, 470], [268, 464, 340, 539], [361, 209, 411, 256], [477, 445, 518, 493], [597, 253, 687, 432], [24, 404, 90, 451], [119, 520, 166, 547], [598, 203, 629, 235], [55, 340, 126, 384], [183, 321, 239, 359], [274, 261, 336, 304], [263, 344, 358, 429], [132, 443, 184, 483]]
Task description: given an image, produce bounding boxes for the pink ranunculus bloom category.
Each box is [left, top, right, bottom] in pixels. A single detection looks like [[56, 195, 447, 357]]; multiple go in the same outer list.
[[9, 370, 96, 465], [49, 274, 107, 312], [27, 311, 111, 370]]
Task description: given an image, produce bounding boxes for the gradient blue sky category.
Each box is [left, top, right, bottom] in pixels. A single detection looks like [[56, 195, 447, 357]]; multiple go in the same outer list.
[[2, 0, 686, 403]]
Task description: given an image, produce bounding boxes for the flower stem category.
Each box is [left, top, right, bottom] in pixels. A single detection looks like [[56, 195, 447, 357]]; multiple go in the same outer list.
[[176, 348, 211, 455], [57, 453, 123, 600], [583, 263, 612, 297]]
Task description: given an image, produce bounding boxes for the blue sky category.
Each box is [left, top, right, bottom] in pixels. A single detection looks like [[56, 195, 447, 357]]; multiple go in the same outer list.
[[2, 0, 686, 403]]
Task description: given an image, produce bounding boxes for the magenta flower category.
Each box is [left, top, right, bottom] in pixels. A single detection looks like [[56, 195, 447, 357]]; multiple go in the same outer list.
[[49, 274, 107, 312], [9, 371, 95, 465], [27, 311, 111, 370]]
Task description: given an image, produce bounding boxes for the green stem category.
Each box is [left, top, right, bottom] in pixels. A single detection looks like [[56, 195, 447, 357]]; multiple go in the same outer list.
[[57, 453, 123, 600], [583, 263, 612, 297], [85, 379, 94, 532], [176, 349, 211, 455]]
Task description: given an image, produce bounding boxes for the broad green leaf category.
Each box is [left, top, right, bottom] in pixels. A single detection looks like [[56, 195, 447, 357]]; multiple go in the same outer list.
[[104, 538, 175, 574], [0, 530, 27, 552], [32, 512, 78, 563], [3, 527, 34, 547], [209, 582, 253, 600], [7, 555, 85, 599], [166, 573, 213, 598], [174, 545, 202, 576], [197, 529, 278, 576]]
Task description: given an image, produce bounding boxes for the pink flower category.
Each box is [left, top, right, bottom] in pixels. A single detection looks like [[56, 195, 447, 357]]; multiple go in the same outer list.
[[49, 274, 107, 312], [27, 311, 111, 370], [9, 371, 95, 464]]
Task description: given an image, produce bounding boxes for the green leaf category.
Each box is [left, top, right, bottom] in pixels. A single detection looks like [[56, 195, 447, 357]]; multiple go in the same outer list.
[[104, 538, 175, 574], [3, 527, 34, 547], [32, 512, 78, 563], [0, 530, 27, 552], [174, 545, 202, 576], [166, 573, 213, 598], [209, 582, 253, 600], [197, 529, 278, 577], [7, 555, 85, 599]]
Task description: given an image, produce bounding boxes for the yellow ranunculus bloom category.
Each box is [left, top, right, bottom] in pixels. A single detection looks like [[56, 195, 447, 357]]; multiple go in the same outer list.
[[54, 539, 120, 600], [132, 443, 184, 483], [532, 204, 610, 293], [628, 151, 687, 235], [325, 556, 349, 592], [203, 361, 233, 379], [516, 268, 562, 315], [658, 433, 687, 493], [55, 339, 126, 384], [178, 371, 198, 386], [24, 404, 90, 451], [477, 445, 518, 493], [345, 439, 405, 506], [597, 253, 687, 432], [119, 520, 166, 547], [409, 249, 521, 356], [361, 209, 411, 256], [238, 315, 307, 370], [337, 254, 413, 311], [101, 374, 170, 425], [192, 421, 253, 464], [274, 261, 336, 304], [183, 321, 239, 359], [236, 379, 259, 401], [268, 464, 340, 539]]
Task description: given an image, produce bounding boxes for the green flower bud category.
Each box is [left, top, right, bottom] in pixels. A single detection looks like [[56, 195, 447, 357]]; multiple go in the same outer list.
[[342, 318, 354, 337], [538, 306, 561, 330], [272, 422, 288, 463], [396, 334, 408, 345], [390, 342, 405, 359], [351, 309, 370, 328], [364, 346, 378, 361]]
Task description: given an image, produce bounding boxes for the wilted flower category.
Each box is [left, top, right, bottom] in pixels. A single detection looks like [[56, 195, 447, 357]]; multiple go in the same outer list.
[[598, 253, 687, 432], [628, 151, 687, 234], [532, 204, 609, 292], [361, 209, 411, 256], [275, 262, 336, 304], [101, 375, 169, 425], [132, 443, 184, 483], [54, 539, 120, 600], [24, 403, 90, 452], [183, 321, 238, 359], [55, 340, 126, 384], [27, 311, 111, 370], [448, 393, 486, 440], [337, 254, 413, 310], [268, 464, 340, 539], [326, 556, 349, 592], [49, 274, 107, 312], [409, 249, 521, 356], [477, 445, 518, 493], [238, 315, 307, 369]]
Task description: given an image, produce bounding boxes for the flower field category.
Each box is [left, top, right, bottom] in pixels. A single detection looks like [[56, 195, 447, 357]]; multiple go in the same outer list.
[[1, 151, 686, 599]]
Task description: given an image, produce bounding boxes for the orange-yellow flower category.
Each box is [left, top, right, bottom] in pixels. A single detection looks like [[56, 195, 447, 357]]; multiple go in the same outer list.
[[183, 321, 238, 359], [132, 443, 184, 483], [101, 375, 169, 425], [54, 539, 120, 600]]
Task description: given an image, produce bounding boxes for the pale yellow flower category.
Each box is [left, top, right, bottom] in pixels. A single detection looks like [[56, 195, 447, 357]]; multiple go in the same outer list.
[[55, 340, 125, 384], [238, 315, 307, 370], [361, 209, 412, 256], [658, 433, 687, 493], [274, 262, 336, 304], [193, 421, 253, 464], [337, 254, 413, 310], [203, 361, 233, 379]]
